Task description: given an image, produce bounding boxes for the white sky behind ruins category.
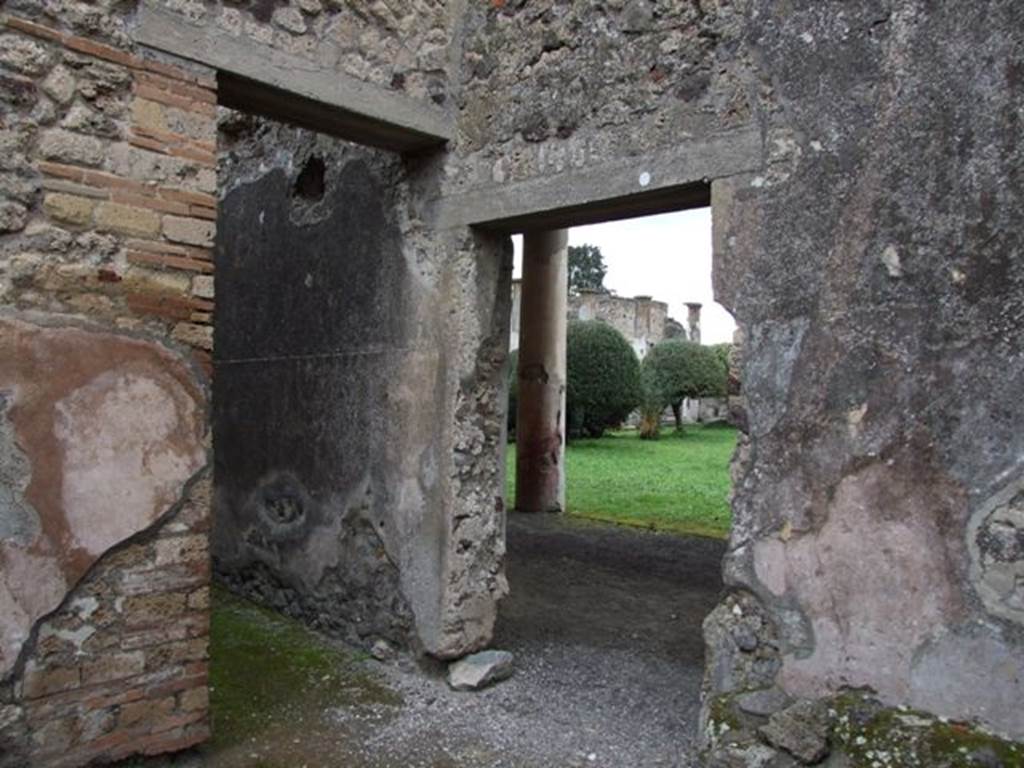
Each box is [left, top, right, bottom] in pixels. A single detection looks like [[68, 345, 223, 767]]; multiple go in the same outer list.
[[512, 207, 738, 345]]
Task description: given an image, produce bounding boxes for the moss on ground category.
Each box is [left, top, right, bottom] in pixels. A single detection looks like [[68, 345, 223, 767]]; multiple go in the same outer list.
[[706, 693, 743, 733], [205, 585, 400, 758], [704, 690, 1023, 767], [827, 692, 1022, 767]]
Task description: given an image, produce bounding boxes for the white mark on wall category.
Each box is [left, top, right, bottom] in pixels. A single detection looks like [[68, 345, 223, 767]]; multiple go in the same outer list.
[[39, 622, 95, 654], [638, 171, 651, 188], [847, 402, 868, 438], [881, 245, 903, 278]]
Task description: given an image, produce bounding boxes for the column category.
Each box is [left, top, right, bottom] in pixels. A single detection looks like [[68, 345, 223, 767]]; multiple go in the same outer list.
[[686, 302, 703, 343], [515, 229, 568, 513]]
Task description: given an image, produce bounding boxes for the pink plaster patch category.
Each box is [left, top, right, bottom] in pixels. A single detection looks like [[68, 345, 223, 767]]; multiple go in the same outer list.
[[55, 371, 203, 559], [778, 462, 968, 702], [0, 317, 207, 677]]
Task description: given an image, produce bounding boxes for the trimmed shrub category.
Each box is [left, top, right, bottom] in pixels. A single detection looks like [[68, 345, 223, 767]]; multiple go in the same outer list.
[[642, 339, 728, 429], [567, 320, 642, 438]]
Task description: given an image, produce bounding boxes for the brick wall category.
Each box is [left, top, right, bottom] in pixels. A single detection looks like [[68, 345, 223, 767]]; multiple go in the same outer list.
[[8, 477, 211, 768], [568, 291, 669, 358], [0, 11, 216, 766], [1, 13, 216, 369]]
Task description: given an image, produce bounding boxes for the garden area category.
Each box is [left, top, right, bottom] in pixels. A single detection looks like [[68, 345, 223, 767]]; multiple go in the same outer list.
[[509, 293, 739, 539], [505, 424, 736, 539]]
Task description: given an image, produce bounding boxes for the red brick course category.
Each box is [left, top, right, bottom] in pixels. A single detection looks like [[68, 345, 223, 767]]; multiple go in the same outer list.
[[6, 13, 217, 354]]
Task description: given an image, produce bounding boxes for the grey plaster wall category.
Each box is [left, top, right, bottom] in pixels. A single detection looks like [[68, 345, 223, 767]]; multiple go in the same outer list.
[[707, 0, 1024, 742], [213, 116, 512, 658]]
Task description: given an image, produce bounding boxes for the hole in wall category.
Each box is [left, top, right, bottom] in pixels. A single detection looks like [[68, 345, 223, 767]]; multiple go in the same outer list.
[[294, 155, 326, 201]]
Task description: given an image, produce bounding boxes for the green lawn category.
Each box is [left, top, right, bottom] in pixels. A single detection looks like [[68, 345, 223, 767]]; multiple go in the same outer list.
[[506, 424, 737, 538]]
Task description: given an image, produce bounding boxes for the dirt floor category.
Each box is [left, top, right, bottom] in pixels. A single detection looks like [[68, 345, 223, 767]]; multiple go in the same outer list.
[[144, 513, 726, 768]]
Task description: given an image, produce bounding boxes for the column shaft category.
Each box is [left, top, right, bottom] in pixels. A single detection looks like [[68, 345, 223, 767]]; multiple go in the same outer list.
[[515, 229, 568, 513]]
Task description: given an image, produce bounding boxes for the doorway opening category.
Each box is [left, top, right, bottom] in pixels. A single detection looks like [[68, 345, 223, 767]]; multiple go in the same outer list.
[[497, 207, 741, 764]]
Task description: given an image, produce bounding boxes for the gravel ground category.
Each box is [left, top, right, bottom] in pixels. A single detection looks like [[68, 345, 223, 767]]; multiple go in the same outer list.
[[137, 514, 726, 768], [356, 514, 728, 768]]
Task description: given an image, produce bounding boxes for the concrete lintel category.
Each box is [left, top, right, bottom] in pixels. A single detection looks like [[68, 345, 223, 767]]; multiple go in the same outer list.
[[436, 128, 764, 232], [133, 3, 454, 152]]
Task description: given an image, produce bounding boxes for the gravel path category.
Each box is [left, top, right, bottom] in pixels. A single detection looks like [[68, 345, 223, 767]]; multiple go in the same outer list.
[[362, 514, 727, 768], [171, 514, 726, 768]]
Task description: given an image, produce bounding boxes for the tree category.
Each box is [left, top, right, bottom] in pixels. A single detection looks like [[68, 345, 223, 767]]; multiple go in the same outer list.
[[638, 363, 664, 440], [641, 339, 728, 430], [566, 320, 642, 438], [710, 343, 732, 374], [711, 342, 741, 396], [568, 244, 607, 294]]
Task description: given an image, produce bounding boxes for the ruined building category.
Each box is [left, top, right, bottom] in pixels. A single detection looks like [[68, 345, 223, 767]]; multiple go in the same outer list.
[[0, 1, 1022, 765], [510, 279, 671, 358]]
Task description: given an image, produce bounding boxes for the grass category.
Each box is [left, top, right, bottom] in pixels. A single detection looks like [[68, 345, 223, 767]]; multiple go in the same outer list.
[[205, 586, 398, 758], [506, 423, 737, 539]]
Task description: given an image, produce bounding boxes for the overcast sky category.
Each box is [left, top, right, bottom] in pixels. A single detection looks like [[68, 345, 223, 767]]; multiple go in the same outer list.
[[512, 208, 738, 345]]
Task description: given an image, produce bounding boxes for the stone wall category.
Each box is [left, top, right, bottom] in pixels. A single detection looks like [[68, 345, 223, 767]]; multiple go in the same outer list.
[[0, 10, 218, 363], [0, 8, 215, 766], [150, 0, 453, 105], [570, 290, 668, 359], [704, 0, 1024, 758], [449, 0, 749, 196], [509, 280, 669, 359], [1, 0, 1022, 764], [447, 0, 1024, 758], [213, 115, 512, 660]]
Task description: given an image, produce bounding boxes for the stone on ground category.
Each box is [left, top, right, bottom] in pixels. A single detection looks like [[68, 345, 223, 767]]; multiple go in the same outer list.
[[447, 650, 514, 691], [736, 686, 794, 717], [371, 639, 396, 662], [758, 699, 830, 764]]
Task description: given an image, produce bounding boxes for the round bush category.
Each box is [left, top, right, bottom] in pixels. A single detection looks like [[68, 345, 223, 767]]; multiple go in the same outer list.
[[567, 320, 642, 438]]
